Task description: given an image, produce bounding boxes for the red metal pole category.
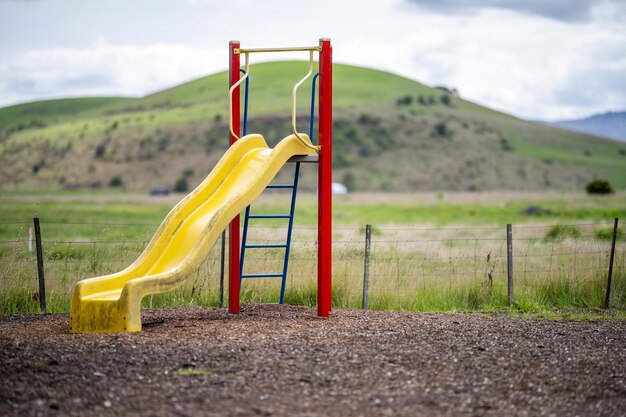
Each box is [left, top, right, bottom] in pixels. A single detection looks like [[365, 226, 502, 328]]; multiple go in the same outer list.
[[228, 40, 241, 314], [317, 38, 332, 317]]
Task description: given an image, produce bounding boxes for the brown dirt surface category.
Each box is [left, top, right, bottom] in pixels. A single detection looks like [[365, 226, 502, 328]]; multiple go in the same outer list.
[[1, 305, 625, 417]]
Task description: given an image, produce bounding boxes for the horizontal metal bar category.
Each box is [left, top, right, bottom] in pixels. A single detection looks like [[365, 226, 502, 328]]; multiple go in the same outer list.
[[266, 184, 295, 189], [234, 46, 321, 54], [287, 155, 318, 163], [248, 214, 291, 219], [241, 273, 284, 279], [244, 243, 288, 249]]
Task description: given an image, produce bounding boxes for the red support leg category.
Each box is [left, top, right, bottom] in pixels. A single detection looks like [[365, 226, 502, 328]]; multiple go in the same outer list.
[[228, 40, 241, 314], [318, 38, 333, 317]]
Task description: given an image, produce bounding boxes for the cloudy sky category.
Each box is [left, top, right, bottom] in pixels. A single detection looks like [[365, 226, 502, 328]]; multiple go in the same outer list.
[[0, 0, 625, 120]]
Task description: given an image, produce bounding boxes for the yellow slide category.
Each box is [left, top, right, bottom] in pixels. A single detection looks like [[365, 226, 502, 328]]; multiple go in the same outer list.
[[69, 134, 317, 333]]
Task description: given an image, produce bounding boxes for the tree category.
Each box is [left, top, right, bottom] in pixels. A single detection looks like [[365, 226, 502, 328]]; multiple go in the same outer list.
[[108, 176, 124, 187], [433, 121, 448, 137], [174, 177, 189, 193], [585, 179, 614, 195]]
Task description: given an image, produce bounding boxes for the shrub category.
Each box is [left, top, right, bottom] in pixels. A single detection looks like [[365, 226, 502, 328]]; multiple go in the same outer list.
[[545, 225, 581, 242], [594, 227, 623, 241], [32, 160, 45, 174], [94, 142, 107, 159], [174, 177, 189, 193], [585, 179, 614, 195], [395, 95, 413, 106], [344, 128, 359, 141], [433, 121, 448, 137], [500, 137, 514, 152], [108, 176, 124, 187]]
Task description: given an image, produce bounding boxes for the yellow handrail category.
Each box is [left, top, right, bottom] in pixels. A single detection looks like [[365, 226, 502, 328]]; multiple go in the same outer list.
[[291, 51, 321, 151], [234, 46, 321, 54], [228, 52, 249, 141], [229, 48, 321, 151]]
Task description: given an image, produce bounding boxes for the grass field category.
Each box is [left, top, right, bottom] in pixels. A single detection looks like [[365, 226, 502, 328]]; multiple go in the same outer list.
[[1, 191, 624, 316]]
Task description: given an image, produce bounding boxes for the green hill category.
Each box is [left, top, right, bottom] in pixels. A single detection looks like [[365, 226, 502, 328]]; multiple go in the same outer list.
[[0, 61, 624, 192]]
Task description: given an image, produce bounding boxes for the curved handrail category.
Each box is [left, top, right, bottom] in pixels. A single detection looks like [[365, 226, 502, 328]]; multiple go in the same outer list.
[[291, 51, 321, 151], [309, 72, 319, 138], [229, 52, 249, 141], [240, 68, 250, 136]]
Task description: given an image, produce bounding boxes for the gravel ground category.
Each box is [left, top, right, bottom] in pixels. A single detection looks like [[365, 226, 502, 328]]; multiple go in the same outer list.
[[1, 305, 625, 417]]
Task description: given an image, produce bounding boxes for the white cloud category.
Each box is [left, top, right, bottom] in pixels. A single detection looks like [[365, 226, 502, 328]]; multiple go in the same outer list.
[[0, 40, 225, 105], [0, 0, 624, 120], [334, 4, 626, 120]]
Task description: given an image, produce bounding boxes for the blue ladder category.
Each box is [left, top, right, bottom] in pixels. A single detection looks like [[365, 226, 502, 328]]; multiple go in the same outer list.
[[239, 162, 302, 304], [238, 70, 319, 304]]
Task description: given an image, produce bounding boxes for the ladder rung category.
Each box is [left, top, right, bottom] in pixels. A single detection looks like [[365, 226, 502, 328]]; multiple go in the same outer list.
[[266, 184, 295, 189], [241, 273, 284, 279], [248, 214, 291, 219], [244, 243, 288, 249]]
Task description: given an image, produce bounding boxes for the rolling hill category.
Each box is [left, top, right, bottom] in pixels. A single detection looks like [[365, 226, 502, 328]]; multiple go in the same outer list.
[[0, 61, 625, 192]]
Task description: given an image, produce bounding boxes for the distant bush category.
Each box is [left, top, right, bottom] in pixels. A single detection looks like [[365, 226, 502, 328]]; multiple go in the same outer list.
[[585, 179, 614, 195], [344, 128, 359, 141], [174, 177, 189, 193], [94, 142, 107, 159], [545, 225, 581, 242], [108, 176, 124, 187], [500, 137, 514, 152], [433, 121, 448, 137], [593, 227, 623, 241], [440, 94, 451, 106], [357, 114, 379, 126], [396, 95, 413, 106], [32, 160, 45, 174]]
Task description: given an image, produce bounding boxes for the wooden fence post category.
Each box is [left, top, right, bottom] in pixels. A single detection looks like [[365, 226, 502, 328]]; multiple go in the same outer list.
[[33, 217, 46, 313], [604, 218, 619, 308], [507, 224, 513, 306]]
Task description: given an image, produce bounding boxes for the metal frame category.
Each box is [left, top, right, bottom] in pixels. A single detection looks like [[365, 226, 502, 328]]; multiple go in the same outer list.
[[228, 39, 333, 317], [234, 46, 321, 54]]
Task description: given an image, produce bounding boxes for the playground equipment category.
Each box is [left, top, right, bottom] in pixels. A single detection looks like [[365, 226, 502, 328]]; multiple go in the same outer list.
[[69, 39, 333, 333]]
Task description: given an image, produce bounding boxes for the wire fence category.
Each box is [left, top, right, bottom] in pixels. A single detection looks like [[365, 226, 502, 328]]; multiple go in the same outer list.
[[0, 218, 624, 314]]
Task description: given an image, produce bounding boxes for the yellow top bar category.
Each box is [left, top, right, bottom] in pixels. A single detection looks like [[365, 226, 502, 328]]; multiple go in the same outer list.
[[234, 46, 321, 54]]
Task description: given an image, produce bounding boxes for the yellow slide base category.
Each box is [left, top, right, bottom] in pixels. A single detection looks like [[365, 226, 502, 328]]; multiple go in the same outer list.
[[69, 134, 316, 334]]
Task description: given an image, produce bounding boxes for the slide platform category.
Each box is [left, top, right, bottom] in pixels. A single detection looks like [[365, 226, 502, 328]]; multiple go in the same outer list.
[[69, 134, 316, 333]]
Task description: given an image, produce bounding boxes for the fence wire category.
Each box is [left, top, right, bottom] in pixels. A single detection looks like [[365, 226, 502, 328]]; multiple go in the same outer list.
[[0, 220, 624, 314]]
